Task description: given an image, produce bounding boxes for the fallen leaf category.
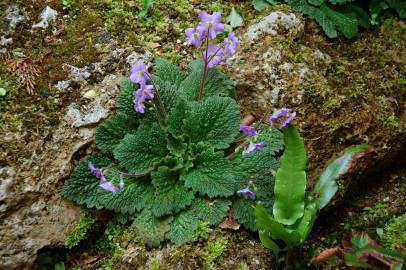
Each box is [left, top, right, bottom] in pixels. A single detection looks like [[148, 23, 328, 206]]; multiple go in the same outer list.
[[219, 208, 240, 230]]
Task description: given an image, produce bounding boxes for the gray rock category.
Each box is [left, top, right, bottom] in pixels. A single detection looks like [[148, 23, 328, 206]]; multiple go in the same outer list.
[[64, 74, 120, 127], [32, 6, 58, 30], [244, 11, 303, 43], [0, 41, 153, 269], [4, 5, 25, 32], [0, 36, 13, 46], [64, 64, 92, 84]]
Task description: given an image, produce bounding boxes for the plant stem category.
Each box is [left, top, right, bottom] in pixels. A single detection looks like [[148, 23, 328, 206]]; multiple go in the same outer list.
[[146, 73, 168, 123], [196, 31, 210, 101]]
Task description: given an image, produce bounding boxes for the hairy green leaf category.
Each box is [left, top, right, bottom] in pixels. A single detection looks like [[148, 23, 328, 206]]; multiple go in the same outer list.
[[233, 198, 257, 231], [180, 60, 235, 100], [181, 148, 236, 198], [183, 96, 240, 149], [167, 96, 240, 149], [273, 126, 307, 225], [94, 114, 138, 155], [132, 209, 173, 247], [321, 4, 358, 39], [314, 144, 373, 209], [166, 210, 199, 245], [154, 57, 186, 87], [287, 0, 338, 38], [192, 198, 231, 225], [151, 166, 194, 217], [97, 175, 154, 214], [61, 155, 111, 208], [116, 78, 138, 116], [114, 123, 168, 174]]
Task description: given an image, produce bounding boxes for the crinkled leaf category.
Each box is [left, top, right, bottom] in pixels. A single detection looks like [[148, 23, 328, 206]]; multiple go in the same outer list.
[[273, 126, 307, 226], [154, 57, 186, 87], [61, 155, 111, 208], [183, 96, 240, 149], [114, 123, 168, 174], [287, 0, 337, 38], [346, 4, 371, 29], [180, 60, 235, 100], [132, 209, 173, 247], [314, 144, 374, 209], [151, 166, 194, 217], [166, 210, 199, 246], [116, 78, 138, 116], [94, 114, 138, 155], [97, 175, 154, 214], [321, 4, 359, 39], [232, 198, 257, 231], [151, 75, 180, 115], [181, 148, 236, 198], [191, 198, 231, 225], [231, 153, 279, 202]]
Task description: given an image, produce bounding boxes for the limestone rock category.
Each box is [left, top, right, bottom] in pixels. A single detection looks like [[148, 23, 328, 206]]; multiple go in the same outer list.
[[32, 6, 59, 30], [0, 39, 153, 269], [244, 11, 303, 42]]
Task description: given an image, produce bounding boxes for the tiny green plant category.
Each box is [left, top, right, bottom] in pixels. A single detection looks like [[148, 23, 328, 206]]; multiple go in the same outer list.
[[253, 0, 406, 38], [62, 11, 284, 247], [254, 113, 375, 268]]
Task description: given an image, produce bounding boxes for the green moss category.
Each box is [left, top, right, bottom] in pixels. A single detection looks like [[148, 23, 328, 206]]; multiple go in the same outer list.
[[381, 214, 406, 250], [192, 222, 211, 241], [200, 240, 228, 270], [64, 210, 95, 249], [148, 258, 161, 270]]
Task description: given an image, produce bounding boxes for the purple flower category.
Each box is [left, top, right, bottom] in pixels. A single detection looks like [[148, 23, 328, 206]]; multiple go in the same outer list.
[[99, 181, 118, 193], [202, 43, 223, 68], [185, 27, 203, 47], [197, 11, 224, 39], [133, 91, 146, 113], [242, 141, 265, 156], [223, 32, 238, 55], [88, 161, 103, 179], [88, 161, 121, 193], [240, 125, 258, 135], [130, 62, 149, 85], [268, 108, 296, 129], [237, 188, 255, 199]]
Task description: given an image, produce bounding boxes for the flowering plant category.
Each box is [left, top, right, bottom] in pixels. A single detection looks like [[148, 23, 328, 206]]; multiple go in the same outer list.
[[62, 11, 283, 246]]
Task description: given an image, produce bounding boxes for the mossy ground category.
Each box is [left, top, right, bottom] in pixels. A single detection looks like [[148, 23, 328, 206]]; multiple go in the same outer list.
[[1, 1, 405, 269]]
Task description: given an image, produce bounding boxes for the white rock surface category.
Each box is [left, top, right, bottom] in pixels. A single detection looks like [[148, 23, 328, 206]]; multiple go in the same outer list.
[[5, 5, 25, 31], [244, 11, 303, 42], [32, 6, 58, 29]]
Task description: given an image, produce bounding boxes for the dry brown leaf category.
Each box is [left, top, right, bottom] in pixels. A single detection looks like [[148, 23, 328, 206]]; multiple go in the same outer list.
[[219, 208, 240, 230]]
